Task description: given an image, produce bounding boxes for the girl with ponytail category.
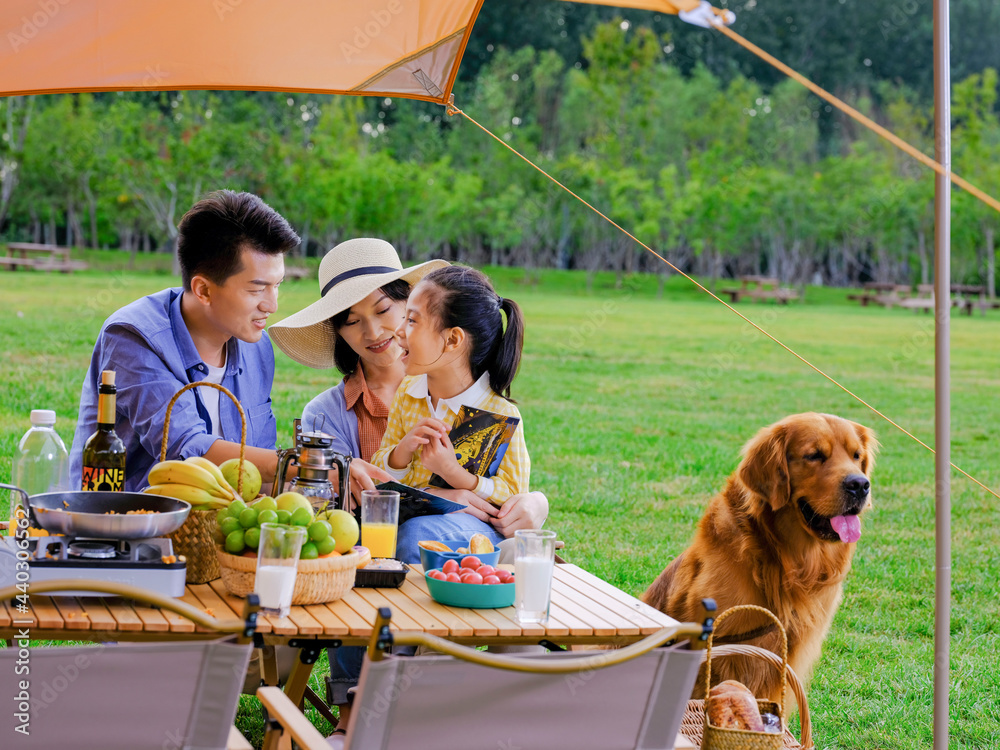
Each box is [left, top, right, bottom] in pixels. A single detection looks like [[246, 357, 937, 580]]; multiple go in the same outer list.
[[371, 266, 530, 527]]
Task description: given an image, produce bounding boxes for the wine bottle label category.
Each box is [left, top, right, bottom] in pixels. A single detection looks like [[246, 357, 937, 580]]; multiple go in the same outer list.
[[81, 465, 125, 492]]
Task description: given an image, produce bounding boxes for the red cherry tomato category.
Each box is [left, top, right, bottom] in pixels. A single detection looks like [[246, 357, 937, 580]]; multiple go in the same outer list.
[[461, 571, 484, 585], [445, 572, 462, 583], [460, 555, 482, 570], [476, 564, 496, 577], [482, 575, 501, 585], [442, 559, 460, 575], [494, 569, 512, 582], [427, 570, 446, 580]]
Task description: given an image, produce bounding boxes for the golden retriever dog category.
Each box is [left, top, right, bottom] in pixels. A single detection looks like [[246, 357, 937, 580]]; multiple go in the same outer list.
[[643, 412, 877, 701]]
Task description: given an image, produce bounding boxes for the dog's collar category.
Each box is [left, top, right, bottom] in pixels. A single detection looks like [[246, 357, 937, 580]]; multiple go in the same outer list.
[[713, 622, 778, 645]]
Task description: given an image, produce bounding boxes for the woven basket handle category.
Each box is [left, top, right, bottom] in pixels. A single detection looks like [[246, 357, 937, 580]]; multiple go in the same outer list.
[[704, 644, 813, 749], [159, 381, 247, 496], [704, 604, 789, 721]]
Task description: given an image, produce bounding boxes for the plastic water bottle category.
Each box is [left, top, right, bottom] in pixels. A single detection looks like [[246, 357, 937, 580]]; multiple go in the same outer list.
[[10, 410, 70, 534]]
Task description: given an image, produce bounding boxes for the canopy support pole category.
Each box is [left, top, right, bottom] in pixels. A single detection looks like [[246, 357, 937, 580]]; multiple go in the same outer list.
[[933, 1, 951, 748]]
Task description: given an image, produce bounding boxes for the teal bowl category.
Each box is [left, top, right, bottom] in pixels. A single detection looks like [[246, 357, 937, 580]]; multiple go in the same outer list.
[[418, 542, 501, 572], [425, 571, 515, 608]]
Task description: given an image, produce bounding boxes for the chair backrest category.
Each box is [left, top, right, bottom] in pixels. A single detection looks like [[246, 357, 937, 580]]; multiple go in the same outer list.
[[344, 645, 702, 750], [0, 636, 252, 750]]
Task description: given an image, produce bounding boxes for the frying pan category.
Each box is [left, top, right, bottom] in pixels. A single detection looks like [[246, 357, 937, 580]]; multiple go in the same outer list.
[[1, 483, 190, 540]]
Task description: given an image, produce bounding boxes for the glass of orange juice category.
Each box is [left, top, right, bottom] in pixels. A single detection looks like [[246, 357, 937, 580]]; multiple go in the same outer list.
[[361, 489, 399, 559]]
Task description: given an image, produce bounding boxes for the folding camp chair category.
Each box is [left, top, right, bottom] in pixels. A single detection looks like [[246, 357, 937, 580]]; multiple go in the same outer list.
[[0, 579, 259, 750], [258, 606, 714, 750]]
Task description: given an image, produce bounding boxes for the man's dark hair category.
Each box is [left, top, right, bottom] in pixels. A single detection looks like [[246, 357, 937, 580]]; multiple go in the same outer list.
[[331, 279, 411, 375], [177, 190, 300, 290]]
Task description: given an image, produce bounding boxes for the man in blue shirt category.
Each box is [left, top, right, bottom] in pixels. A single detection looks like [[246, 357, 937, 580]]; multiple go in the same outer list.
[[70, 190, 301, 492]]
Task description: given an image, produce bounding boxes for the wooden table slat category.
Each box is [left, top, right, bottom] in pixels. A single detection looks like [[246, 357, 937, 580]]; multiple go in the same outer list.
[[78, 598, 117, 633], [259, 612, 299, 636], [395, 578, 475, 637], [365, 580, 450, 637], [132, 603, 171, 632], [300, 603, 350, 636], [547, 580, 622, 636], [0, 599, 13, 628], [208, 580, 270, 633], [544, 602, 595, 636], [323, 597, 378, 636], [284, 606, 324, 635], [104, 597, 145, 632], [558, 565, 681, 631], [336, 589, 405, 633], [179, 589, 216, 633], [189, 583, 244, 622], [351, 587, 426, 631], [30, 596, 65, 630], [551, 570, 645, 634]]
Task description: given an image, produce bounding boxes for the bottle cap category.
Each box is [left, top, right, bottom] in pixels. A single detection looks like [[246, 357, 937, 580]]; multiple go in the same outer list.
[[30, 409, 57, 426], [100, 370, 116, 386]]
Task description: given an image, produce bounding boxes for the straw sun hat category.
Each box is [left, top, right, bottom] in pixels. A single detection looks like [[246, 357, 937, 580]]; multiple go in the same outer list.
[[269, 238, 448, 369]]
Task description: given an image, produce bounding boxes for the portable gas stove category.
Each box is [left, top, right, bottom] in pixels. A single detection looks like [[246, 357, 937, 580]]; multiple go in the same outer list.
[[0, 535, 187, 597]]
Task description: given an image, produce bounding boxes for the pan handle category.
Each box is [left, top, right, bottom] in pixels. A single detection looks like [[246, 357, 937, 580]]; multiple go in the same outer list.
[[0, 483, 36, 530]]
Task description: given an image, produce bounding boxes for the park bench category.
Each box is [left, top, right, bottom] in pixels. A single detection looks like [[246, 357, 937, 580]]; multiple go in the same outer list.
[[950, 284, 1000, 317], [896, 284, 994, 314], [847, 282, 912, 308], [3, 242, 88, 273], [720, 275, 800, 304], [284, 265, 311, 280]]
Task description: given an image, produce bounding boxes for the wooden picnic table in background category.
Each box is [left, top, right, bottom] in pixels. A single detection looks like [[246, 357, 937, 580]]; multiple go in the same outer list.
[[3, 242, 88, 273], [847, 282, 999, 316], [846, 282, 913, 307], [720, 275, 800, 304]]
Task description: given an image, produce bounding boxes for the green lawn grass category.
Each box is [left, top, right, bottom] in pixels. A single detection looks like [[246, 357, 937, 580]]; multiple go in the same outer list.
[[2, 263, 998, 749]]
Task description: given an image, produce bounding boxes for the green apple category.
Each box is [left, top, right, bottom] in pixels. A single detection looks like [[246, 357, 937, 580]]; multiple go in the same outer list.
[[251, 496, 277, 513], [319, 509, 360, 554], [220, 458, 262, 502], [275, 491, 313, 516]]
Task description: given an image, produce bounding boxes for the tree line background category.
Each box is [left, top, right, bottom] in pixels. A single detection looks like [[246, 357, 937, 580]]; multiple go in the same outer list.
[[1, 0, 999, 291]]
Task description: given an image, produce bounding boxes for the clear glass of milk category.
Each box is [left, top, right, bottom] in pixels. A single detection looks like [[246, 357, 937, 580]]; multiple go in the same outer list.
[[514, 529, 558, 624], [255, 523, 308, 618]]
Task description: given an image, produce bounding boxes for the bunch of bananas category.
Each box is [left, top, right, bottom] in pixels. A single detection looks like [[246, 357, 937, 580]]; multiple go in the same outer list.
[[143, 457, 236, 510]]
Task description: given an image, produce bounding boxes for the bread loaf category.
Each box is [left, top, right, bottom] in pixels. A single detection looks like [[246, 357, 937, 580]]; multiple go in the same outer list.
[[707, 680, 765, 732]]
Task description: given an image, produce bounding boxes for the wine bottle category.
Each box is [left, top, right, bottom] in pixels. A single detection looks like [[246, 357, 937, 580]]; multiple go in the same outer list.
[[81, 370, 126, 492]]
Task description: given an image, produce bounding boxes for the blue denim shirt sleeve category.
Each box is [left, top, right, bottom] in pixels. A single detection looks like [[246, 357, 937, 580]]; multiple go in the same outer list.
[[69, 288, 277, 492], [302, 382, 362, 459]]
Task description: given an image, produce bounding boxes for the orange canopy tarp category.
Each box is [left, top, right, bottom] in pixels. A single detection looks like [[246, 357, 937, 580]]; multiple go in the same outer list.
[[0, 0, 699, 103]]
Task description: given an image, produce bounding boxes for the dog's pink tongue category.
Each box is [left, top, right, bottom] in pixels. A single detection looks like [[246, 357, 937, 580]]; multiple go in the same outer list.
[[830, 515, 861, 543]]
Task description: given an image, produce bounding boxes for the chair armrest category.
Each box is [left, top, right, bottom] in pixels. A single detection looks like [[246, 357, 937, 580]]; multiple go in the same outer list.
[[227, 725, 253, 750], [258, 686, 331, 750]]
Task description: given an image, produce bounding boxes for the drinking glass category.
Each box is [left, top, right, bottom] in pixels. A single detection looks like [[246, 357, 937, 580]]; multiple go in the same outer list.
[[254, 523, 307, 618], [361, 489, 400, 558], [514, 529, 557, 624]]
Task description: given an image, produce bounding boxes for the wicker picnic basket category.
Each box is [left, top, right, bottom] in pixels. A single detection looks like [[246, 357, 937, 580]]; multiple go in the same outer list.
[[160, 381, 248, 584], [679, 604, 814, 750], [216, 546, 360, 605]]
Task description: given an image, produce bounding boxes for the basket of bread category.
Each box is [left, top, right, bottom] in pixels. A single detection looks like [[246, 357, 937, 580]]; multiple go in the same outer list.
[[680, 604, 814, 750]]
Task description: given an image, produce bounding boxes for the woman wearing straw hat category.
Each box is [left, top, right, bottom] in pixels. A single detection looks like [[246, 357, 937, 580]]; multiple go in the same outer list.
[[270, 239, 549, 733], [270, 238, 548, 537]]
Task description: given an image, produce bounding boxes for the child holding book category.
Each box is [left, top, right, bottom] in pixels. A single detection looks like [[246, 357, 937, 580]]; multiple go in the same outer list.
[[371, 266, 530, 558]]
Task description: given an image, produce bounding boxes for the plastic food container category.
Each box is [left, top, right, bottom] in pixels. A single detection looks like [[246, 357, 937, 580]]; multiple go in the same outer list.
[[418, 537, 502, 571], [425, 571, 515, 608]]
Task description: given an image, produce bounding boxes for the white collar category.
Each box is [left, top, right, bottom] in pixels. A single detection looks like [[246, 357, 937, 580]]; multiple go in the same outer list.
[[404, 372, 492, 416]]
